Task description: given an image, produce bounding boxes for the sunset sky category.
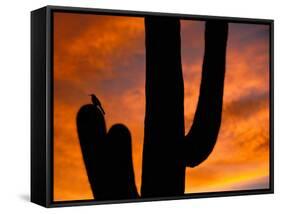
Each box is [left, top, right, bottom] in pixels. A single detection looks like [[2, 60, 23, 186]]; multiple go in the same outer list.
[[53, 12, 270, 201]]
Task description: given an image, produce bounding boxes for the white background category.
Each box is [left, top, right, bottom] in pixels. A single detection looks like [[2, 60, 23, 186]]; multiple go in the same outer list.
[[0, 0, 279, 213]]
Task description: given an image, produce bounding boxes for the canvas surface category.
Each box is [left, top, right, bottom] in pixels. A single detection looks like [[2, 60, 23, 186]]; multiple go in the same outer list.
[[53, 12, 270, 202]]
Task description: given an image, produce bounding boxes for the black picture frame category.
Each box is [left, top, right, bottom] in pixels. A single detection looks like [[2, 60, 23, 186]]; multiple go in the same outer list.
[[31, 5, 274, 208]]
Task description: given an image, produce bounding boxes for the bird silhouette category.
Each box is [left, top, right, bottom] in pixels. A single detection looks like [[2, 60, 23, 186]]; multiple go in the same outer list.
[[89, 94, 105, 115]]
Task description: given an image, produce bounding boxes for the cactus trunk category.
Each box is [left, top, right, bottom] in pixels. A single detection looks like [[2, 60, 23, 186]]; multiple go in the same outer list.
[[141, 17, 185, 197]]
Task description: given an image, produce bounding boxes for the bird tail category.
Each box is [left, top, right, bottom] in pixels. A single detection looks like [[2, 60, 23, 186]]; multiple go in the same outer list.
[[98, 105, 105, 115]]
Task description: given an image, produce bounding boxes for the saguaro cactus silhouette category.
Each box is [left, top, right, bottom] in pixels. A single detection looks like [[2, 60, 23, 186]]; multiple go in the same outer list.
[[76, 17, 228, 199], [141, 17, 228, 197]]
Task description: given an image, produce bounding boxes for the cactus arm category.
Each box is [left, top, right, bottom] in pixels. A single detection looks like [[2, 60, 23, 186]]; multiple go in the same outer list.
[[184, 21, 229, 168], [77, 104, 139, 199], [76, 104, 109, 199], [107, 124, 139, 199]]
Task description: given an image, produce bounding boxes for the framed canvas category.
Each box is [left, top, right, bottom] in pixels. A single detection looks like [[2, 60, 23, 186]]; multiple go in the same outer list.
[[31, 5, 274, 207]]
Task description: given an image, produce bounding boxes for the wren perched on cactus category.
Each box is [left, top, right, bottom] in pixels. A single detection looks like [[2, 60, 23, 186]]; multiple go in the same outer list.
[[89, 94, 105, 115], [76, 17, 229, 199]]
